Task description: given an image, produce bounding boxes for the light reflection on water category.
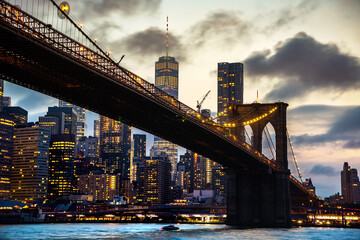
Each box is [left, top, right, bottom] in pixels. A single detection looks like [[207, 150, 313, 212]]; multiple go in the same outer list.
[[0, 223, 359, 240]]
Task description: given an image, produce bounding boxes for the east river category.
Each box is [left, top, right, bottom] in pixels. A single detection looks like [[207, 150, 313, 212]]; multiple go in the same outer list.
[[1, 223, 359, 239]]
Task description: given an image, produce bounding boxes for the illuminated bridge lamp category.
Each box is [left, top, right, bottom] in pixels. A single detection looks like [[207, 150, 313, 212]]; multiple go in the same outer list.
[[57, 2, 70, 19]]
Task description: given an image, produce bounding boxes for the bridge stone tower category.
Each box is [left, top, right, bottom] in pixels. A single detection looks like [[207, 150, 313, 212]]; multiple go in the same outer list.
[[226, 102, 291, 227]]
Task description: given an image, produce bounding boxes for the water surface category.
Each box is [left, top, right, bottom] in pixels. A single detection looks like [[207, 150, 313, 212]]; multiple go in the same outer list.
[[1, 223, 359, 240]]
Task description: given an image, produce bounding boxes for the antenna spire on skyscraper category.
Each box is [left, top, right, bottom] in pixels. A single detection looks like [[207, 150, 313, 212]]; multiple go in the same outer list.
[[166, 16, 169, 57]]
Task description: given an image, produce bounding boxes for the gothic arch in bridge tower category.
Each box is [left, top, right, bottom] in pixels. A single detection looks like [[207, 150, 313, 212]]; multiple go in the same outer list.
[[261, 122, 276, 161], [228, 102, 288, 171]]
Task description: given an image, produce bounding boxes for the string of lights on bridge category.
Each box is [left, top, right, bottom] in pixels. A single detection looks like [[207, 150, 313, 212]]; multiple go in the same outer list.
[[1, 0, 310, 194], [197, 106, 278, 128]]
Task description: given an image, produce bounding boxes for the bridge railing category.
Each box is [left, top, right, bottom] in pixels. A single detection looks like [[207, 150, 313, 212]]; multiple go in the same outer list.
[[0, 1, 316, 198], [290, 175, 317, 199], [0, 0, 278, 170]]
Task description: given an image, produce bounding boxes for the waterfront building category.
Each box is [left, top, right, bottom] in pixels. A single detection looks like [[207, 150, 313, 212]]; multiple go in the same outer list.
[[303, 178, 316, 194], [48, 134, 76, 198], [137, 154, 171, 206], [38, 115, 61, 135], [2, 106, 27, 127], [325, 192, 345, 206], [100, 115, 131, 178], [10, 126, 50, 203], [77, 174, 119, 201], [59, 100, 85, 141], [217, 62, 244, 123], [47, 106, 77, 136], [341, 162, 360, 203], [0, 113, 15, 199]]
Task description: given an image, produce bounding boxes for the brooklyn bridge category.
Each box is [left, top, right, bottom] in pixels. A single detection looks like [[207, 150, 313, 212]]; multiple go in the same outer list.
[[0, 0, 319, 227]]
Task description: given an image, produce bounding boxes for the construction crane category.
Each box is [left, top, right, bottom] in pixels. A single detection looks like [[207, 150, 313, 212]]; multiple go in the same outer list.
[[196, 90, 211, 112]]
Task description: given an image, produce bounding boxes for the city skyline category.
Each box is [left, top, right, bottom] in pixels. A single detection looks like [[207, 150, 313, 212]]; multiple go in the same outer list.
[[3, 0, 360, 198]]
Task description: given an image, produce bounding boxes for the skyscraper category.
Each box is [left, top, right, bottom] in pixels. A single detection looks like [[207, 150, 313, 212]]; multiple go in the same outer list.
[[47, 106, 77, 136], [133, 134, 146, 159], [48, 134, 76, 198], [0, 79, 3, 111], [2, 106, 27, 127], [100, 115, 131, 178], [341, 162, 360, 203], [38, 115, 62, 135], [176, 151, 192, 193], [59, 100, 86, 141], [11, 126, 50, 203], [153, 18, 179, 180], [217, 62, 244, 123], [93, 120, 100, 138], [0, 113, 15, 199], [77, 174, 119, 201], [139, 154, 171, 206]]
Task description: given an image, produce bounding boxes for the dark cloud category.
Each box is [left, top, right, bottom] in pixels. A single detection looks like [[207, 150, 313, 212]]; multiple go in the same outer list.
[[71, 0, 162, 20], [288, 105, 353, 123], [189, 10, 251, 49], [344, 140, 360, 149], [265, 0, 318, 31], [244, 32, 360, 101], [120, 27, 186, 62], [293, 106, 360, 148], [309, 164, 337, 176], [88, 21, 123, 45]]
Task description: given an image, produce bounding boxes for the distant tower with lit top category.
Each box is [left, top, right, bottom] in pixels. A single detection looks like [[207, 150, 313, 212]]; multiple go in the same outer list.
[[153, 17, 179, 180], [155, 17, 179, 99]]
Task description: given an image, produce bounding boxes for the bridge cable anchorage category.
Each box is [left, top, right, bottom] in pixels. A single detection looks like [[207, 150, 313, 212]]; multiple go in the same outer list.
[[264, 126, 276, 160], [286, 127, 304, 183]]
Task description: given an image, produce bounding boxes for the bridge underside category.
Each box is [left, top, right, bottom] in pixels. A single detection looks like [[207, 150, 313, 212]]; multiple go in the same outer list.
[[0, 12, 316, 228], [0, 19, 266, 170]]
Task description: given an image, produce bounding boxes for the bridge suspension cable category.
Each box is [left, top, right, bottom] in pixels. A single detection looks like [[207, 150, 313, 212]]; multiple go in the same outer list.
[[286, 128, 304, 183], [0, 0, 287, 173]]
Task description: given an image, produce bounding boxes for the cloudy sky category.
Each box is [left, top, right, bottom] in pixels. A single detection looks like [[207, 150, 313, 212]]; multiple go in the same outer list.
[[4, 0, 360, 198]]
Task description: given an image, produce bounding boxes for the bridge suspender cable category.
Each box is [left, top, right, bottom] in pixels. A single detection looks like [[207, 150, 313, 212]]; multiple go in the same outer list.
[[286, 128, 304, 183], [243, 127, 252, 144]]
